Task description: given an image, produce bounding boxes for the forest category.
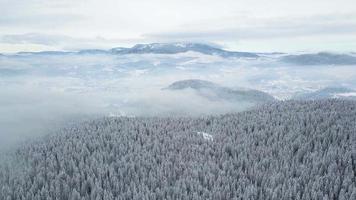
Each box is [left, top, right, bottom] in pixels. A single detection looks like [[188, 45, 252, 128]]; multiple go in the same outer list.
[[1, 99, 356, 200]]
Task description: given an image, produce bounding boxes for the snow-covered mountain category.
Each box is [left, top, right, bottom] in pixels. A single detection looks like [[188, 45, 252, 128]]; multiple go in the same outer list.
[[110, 43, 259, 58], [165, 79, 275, 103], [281, 52, 356, 65], [294, 87, 356, 100]]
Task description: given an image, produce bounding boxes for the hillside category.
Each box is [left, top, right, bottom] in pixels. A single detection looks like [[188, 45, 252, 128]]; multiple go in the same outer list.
[[165, 79, 275, 103], [1, 100, 356, 200]]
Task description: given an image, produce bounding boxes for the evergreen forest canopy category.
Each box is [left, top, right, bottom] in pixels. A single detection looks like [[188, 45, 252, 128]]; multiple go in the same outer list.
[[1, 99, 356, 200]]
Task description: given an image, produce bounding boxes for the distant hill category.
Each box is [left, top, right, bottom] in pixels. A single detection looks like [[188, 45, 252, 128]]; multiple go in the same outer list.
[[281, 52, 356, 65], [165, 79, 275, 103], [293, 87, 356, 100]]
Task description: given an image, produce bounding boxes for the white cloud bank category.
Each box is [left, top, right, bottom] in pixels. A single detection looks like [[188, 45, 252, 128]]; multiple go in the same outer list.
[[0, 0, 356, 52]]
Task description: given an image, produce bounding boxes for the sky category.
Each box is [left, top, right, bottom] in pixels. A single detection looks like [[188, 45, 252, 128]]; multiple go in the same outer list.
[[0, 0, 356, 53]]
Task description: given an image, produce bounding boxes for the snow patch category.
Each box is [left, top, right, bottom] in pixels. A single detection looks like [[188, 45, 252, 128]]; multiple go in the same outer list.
[[335, 92, 356, 97], [197, 131, 213, 141]]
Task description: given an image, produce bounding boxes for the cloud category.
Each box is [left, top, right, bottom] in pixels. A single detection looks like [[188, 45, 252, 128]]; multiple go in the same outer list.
[[0, 14, 84, 28], [1, 33, 70, 46], [144, 14, 356, 41], [0, 0, 86, 30], [0, 33, 144, 51]]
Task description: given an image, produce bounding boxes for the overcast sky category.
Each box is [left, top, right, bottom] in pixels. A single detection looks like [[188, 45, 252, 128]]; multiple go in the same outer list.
[[0, 0, 356, 53]]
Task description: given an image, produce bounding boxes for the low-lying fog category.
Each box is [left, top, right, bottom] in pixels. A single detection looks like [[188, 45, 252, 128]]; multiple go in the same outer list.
[[1, 51, 356, 150]]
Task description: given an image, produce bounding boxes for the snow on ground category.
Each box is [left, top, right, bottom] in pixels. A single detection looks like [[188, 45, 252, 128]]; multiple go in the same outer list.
[[197, 131, 213, 141], [336, 92, 356, 97]]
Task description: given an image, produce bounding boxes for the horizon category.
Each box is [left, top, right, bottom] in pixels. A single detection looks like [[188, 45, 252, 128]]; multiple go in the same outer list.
[[1, 41, 355, 54]]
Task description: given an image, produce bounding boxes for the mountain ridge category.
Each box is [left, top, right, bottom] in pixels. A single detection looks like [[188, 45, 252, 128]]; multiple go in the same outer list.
[[109, 43, 258, 58], [8, 43, 259, 58]]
